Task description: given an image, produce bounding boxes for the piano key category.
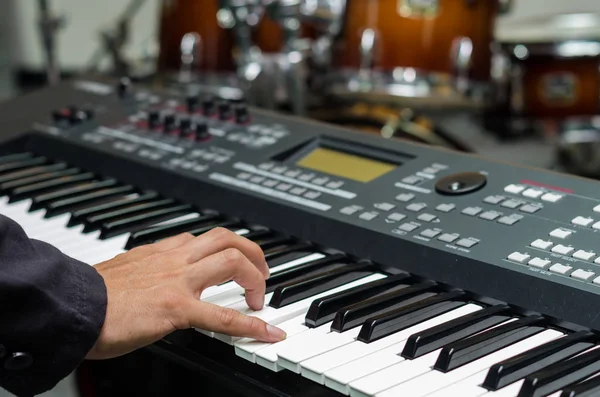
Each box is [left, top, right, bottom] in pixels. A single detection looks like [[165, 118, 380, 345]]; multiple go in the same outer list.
[[265, 241, 313, 261], [8, 172, 96, 202], [99, 203, 193, 239], [0, 152, 33, 164], [558, 372, 600, 396], [357, 290, 467, 343], [518, 346, 600, 397], [331, 280, 438, 332], [363, 330, 562, 397], [402, 304, 513, 359], [300, 304, 482, 386], [44, 185, 136, 218], [305, 273, 413, 328], [0, 167, 81, 194], [68, 191, 158, 226], [434, 315, 547, 372], [0, 162, 68, 184], [264, 254, 349, 293], [483, 330, 596, 391], [0, 156, 47, 174], [82, 198, 175, 232], [255, 235, 295, 251], [29, 178, 120, 211], [269, 262, 375, 308]]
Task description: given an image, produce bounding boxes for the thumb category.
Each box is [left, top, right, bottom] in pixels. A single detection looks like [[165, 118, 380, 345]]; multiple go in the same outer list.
[[188, 300, 287, 343]]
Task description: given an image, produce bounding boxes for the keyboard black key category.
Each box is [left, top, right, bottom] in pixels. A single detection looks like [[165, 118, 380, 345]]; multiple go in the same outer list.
[[483, 330, 596, 391], [45, 185, 136, 218], [559, 372, 600, 397], [0, 157, 47, 174], [265, 254, 348, 294], [240, 228, 274, 243], [434, 315, 547, 372], [402, 304, 513, 360], [265, 242, 313, 261], [0, 163, 68, 184], [256, 235, 295, 251], [331, 280, 438, 333], [357, 290, 467, 343], [269, 262, 375, 309], [0, 152, 33, 164], [519, 347, 600, 397], [305, 273, 413, 328], [68, 192, 159, 226], [99, 204, 193, 239], [82, 198, 175, 232], [29, 178, 119, 211], [8, 172, 95, 203], [125, 212, 222, 248], [0, 168, 81, 195]]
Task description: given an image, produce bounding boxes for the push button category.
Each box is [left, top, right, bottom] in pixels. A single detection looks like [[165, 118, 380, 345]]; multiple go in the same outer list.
[[4, 352, 33, 370], [549, 263, 572, 275], [456, 238, 478, 248], [572, 216, 594, 227], [395, 193, 415, 202], [528, 257, 551, 269], [387, 213, 406, 222], [461, 207, 482, 216], [501, 199, 522, 209], [531, 239, 553, 250], [438, 233, 459, 243], [549, 228, 572, 239], [573, 250, 595, 261], [519, 204, 542, 214], [399, 223, 419, 232], [498, 215, 523, 225], [522, 188, 543, 199], [551, 245, 574, 255], [421, 229, 441, 238], [417, 213, 437, 222], [402, 175, 422, 185], [541, 192, 562, 202], [435, 203, 455, 212], [406, 203, 427, 212], [483, 195, 505, 204], [340, 205, 362, 215], [479, 211, 501, 221], [507, 252, 530, 264], [359, 212, 379, 221], [571, 269, 595, 281], [504, 184, 525, 194]]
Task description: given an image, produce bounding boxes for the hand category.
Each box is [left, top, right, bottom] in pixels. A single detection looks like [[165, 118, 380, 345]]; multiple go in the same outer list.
[[86, 227, 287, 360]]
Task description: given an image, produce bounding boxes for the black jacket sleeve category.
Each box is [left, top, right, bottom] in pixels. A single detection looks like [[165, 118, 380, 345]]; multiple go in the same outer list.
[[0, 214, 107, 396]]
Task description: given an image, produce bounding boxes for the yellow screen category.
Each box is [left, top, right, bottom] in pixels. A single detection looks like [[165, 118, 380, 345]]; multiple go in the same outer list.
[[297, 148, 396, 183]]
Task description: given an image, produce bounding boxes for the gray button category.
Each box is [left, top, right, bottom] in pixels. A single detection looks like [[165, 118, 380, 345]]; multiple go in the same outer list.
[[304, 191, 322, 200], [402, 175, 422, 185], [312, 177, 329, 185], [436, 203, 456, 212], [340, 205, 363, 215], [438, 233, 459, 243], [359, 211, 379, 221], [479, 211, 501, 221], [203, 153, 217, 160], [193, 165, 206, 172], [272, 166, 287, 174], [406, 203, 427, 212], [501, 199, 522, 209], [462, 207, 482, 216], [290, 187, 307, 195], [520, 204, 542, 214], [214, 156, 228, 164], [399, 223, 419, 232], [387, 213, 406, 222], [375, 202, 396, 211], [298, 173, 315, 182], [417, 213, 437, 222], [326, 181, 345, 189], [484, 195, 505, 204], [250, 176, 266, 184], [259, 162, 274, 170], [421, 229, 441, 238], [431, 163, 448, 170], [263, 179, 279, 188], [549, 263, 572, 275], [571, 269, 595, 281], [456, 238, 478, 248], [237, 172, 252, 180], [422, 167, 440, 174], [395, 193, 415, 202], [498, 215, 523, 225], [276, 183, 292, 192], [284, 170, 301, 178]]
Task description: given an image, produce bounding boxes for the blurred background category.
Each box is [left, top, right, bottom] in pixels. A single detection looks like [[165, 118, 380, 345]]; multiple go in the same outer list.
[[3, 0, 600, 395]]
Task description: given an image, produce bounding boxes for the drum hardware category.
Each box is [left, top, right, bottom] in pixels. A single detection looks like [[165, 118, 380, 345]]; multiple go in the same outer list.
[[36, 0, 66, 85]]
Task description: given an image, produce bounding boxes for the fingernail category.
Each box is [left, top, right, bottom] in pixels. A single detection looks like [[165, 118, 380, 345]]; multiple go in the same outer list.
[[267, 324, 287, 341]]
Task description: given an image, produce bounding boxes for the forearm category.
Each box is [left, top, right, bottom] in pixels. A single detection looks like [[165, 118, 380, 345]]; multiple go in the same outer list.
[[0, 214, 107, 396]]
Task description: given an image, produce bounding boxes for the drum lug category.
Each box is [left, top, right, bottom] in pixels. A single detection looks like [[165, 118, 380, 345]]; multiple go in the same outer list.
[[451, 36, 473, 94]]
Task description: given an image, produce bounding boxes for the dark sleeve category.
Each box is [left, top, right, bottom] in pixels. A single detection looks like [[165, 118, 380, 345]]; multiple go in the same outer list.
[[0, 214, 107, 397]]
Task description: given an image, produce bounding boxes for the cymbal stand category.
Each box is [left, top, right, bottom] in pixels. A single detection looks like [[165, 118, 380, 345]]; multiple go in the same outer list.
[[37, 0, 65, 85]]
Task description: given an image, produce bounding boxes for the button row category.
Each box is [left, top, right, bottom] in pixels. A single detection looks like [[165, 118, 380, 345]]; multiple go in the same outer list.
[[571, 215, 600, 229], [483, 195, 542, 213], [530, 239, 599, 264], [237, 172, 322, 200], [461, 206, 523, 225], [507, 251, 600, 283], [257, 163, 345, 190], [420, 228, 479, 248], [189, 149, 230, 164], [503, 184, 563, 202], [170, 158, 208, 173]]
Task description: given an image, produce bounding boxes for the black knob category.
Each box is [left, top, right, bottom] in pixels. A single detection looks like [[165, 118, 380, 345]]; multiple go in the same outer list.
[[68, 106, 89, 124], [435, 172, 487, 195], [186, 95, 199, 113], [234, 104, 250, 124], [52, 108, 70, 124], [83, 107, 95, 120], [148, 110, 161, 129], [203, 97, 217, 116], [219, 101, 233, 120], [195, 122, 211, 140], [117, 77, 132, 98], [163, 114, 177, 132], [179, 117, 192, 134]]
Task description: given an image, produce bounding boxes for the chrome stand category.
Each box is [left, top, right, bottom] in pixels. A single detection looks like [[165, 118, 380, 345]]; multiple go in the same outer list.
[[37, 0, 65, 85]]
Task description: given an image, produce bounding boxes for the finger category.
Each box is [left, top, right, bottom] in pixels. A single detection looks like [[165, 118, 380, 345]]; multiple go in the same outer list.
[[190, 301, 286, 343], [151, 232, 195, 251], [178, 227, 269, 278], [189, 248, 266, 310]]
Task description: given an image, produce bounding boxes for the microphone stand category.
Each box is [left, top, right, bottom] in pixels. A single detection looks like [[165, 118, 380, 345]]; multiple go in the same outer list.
[[37, 0, 64, 85]]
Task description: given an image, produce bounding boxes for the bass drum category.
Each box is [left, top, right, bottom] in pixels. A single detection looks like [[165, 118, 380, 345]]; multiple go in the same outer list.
[[309, 102, 473, 152], [323, 0, 511, 108]]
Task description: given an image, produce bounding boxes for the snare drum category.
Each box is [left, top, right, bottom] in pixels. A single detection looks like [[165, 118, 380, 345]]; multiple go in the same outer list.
[[493, 12, 600, 122], [324, 0, 510, 107]]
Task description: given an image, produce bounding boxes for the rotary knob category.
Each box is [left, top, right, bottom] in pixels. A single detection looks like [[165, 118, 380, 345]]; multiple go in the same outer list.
[[218, 101, 233, 120], [148, 110, 161, 129], [163, 114, 177, 132], [203, 97, 217, 117], [234, 104, 250, 124], [186, 95, 199, 113]]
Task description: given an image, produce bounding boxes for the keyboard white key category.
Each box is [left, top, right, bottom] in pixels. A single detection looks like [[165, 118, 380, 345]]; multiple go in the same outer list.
[[301, 304, 482, 384]]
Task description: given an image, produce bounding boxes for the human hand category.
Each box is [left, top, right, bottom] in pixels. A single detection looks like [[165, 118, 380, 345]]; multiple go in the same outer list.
[[86, 227, 286, 360]]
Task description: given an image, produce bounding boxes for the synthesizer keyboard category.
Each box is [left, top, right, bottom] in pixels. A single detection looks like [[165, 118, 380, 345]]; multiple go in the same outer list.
[[2, 77, 600, 397]]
